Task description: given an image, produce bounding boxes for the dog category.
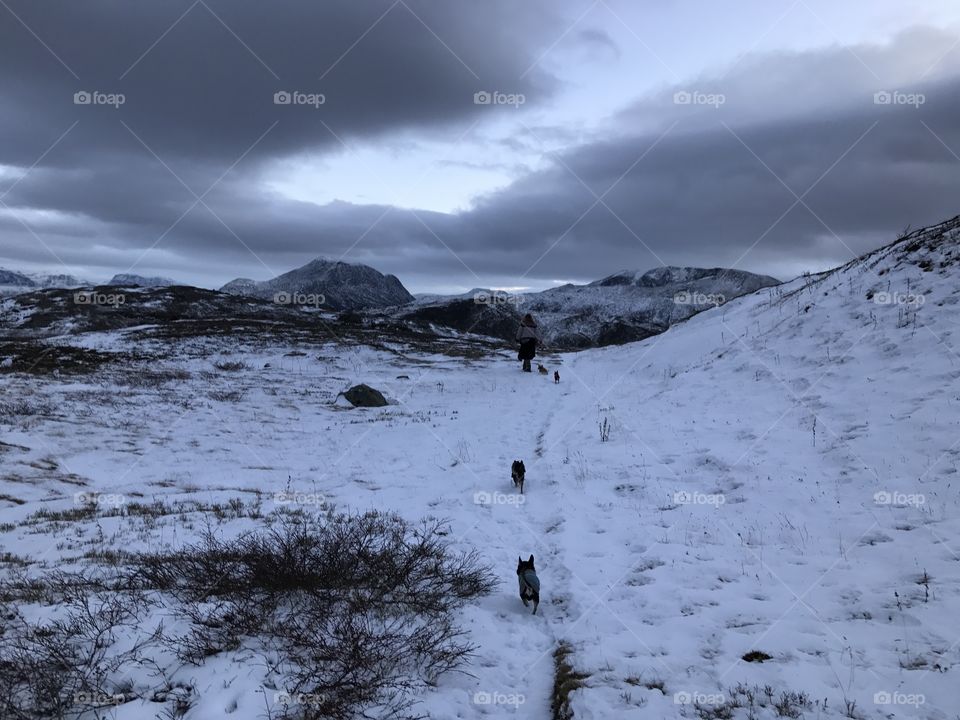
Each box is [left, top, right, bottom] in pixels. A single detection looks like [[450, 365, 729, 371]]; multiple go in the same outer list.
[[511, 460, 525, 494], [554, 370, 560, 384], [537, 364, 548, 374], [517, 555, 540, 614]]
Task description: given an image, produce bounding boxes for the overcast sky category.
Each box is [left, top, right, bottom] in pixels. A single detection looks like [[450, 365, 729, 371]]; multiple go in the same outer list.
[[1, 0, 959, 293]]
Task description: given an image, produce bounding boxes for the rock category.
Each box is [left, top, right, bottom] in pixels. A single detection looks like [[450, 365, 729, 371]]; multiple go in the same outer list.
[[342, 383, 388, 407]]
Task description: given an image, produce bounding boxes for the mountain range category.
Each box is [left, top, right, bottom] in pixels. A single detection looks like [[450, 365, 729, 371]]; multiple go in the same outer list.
[[394, 266, 779, 348], [1, 258, 778, 348]]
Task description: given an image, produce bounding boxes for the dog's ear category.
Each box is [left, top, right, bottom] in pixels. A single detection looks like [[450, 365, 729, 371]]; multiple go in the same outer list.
[[529, 554, 535, 564]]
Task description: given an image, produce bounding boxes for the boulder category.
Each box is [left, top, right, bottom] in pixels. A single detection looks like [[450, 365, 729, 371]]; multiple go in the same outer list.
[[342, 384, 388, 407]]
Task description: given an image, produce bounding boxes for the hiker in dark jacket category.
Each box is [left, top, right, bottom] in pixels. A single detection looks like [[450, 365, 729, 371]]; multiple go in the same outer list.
[[516, 313, 542, 372]]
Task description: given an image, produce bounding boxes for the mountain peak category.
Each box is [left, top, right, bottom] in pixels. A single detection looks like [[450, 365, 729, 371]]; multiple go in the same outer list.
[[220, 257, 413, 310]]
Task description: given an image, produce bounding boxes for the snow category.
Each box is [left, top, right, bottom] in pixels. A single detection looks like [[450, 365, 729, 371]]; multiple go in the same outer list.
[[1, 224, 959, 718]]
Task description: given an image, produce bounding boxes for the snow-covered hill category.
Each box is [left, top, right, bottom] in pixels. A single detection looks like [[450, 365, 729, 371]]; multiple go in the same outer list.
[[108, 273, 176, 287], [0, 216, 958, 718], [220, 257, 414, 310]]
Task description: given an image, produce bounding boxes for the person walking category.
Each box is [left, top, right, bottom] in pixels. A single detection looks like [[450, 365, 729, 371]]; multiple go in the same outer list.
[[516, 313, 542, 372]]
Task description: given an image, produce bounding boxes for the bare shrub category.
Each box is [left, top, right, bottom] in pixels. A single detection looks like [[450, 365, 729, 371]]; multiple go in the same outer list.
[[213, 360, 248, 372], [0, 399, 54, 420], [208, 389, 245, 402], [0, 512, 494, 720], [134, 511, 496, 719], [0, 571, 157, 720]]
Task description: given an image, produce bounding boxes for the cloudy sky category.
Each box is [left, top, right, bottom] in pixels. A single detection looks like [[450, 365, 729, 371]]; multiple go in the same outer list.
[[1, 0, 959, 293]]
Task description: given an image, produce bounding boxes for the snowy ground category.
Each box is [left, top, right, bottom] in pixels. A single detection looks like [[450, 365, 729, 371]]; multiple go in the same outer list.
[[1, 225, 959, 719]]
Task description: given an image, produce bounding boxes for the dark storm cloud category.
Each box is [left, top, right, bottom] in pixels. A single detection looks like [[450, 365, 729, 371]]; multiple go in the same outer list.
[[0, 0, 558, 166], [0, 0, 565, 281], [463, 83, 960, 281], [2, 10, 959, 289]]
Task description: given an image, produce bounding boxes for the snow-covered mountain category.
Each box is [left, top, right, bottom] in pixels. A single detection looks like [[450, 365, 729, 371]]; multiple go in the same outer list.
[[108, 273, 176, 287], [28, 272, 85, 287], [0, 268, 88, 296], [0, 268, 35, 288], [220, 257, 415, 310], [396, 266, 779, 348]]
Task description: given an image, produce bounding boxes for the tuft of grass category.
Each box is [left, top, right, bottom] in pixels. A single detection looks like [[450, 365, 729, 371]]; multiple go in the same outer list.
[[552, 642, 590, 720], [625, 674, 665, 693], [208, 389, 245, 402], [741, 650, 773, 663], [213, 360, 247, 372]]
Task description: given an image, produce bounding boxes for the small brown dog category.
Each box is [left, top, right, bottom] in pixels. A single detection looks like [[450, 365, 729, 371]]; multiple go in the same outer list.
[[537, 364, 548, 375], [554, 370, 560, 384]]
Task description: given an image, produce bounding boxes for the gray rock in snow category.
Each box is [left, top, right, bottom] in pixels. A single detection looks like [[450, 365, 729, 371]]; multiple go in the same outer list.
[[342, 384, 388, 407]]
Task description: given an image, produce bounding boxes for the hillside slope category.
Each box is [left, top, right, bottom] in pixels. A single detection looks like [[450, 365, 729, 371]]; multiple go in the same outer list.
[[0, 216, 957, 718]]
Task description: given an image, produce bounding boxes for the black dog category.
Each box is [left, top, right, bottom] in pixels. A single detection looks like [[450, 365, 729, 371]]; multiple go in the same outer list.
[[554, 370, 560, 384], [511, 460, 525, 494], [517, 555, 540, 614]]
